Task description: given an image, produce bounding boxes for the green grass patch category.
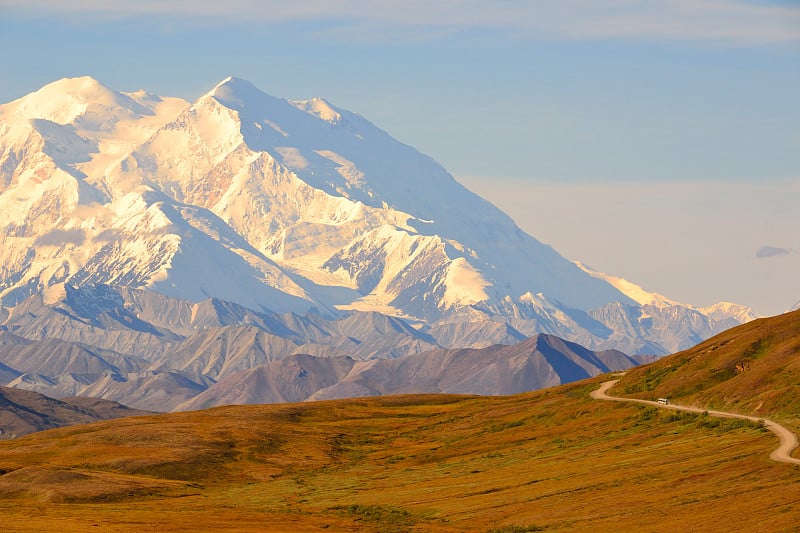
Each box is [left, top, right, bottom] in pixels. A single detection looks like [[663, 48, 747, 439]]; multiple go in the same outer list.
[[487, 420, 525, 433], [621, 364, 679, 393], [486, 525, 546, 532], [696, 414, 766, 433], [331, 504, 417, 531]]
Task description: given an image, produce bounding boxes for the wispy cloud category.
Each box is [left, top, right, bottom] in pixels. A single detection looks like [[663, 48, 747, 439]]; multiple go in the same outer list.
[[34, 228, 87, 247], [756, 245, 792, 259], [93, 228, 121, 243], [5, 0, 799, 45]]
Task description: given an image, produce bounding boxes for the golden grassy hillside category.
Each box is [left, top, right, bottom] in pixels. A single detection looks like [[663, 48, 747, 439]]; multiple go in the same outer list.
[[0, 375, 798, 532], [616, 309, 800, 429]]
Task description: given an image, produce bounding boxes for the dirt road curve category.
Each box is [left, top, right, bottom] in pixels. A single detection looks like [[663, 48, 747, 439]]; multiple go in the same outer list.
[[591, 380, 800, 466]]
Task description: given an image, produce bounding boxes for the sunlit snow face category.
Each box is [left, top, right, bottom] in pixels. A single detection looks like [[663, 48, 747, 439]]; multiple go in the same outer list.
[[0, 76, 763, 361]]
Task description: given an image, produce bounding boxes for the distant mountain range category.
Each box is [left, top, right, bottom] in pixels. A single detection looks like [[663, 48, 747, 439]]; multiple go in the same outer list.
[[0, 285, 646, 411], [178, 333, 640, 410], [0, 77, 760, 410]]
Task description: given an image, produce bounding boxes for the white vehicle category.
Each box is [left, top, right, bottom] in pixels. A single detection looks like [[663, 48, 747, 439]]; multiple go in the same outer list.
[[657, 398, 670, 405]]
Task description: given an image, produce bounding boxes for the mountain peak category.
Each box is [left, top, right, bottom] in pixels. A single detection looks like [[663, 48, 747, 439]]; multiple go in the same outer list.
[[2, 76, 117, 124], [211, 75, 256, 91], [29, 76, 118, 107], [699, 302, 757, 323], [528, 332, 565, 350], [207, 77, 343, 125], [207, 76, 265, 108], [0, 75, 159, 133], [39, 75, 109, 95]]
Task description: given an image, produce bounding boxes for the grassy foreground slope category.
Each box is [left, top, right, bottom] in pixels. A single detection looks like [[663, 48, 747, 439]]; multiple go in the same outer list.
[[616, 309, 800, 429], [0, 376, 798, 532]]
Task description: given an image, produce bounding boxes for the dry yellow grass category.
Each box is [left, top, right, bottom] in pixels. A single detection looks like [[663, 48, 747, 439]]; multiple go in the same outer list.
[[0, 378, 798, 532]]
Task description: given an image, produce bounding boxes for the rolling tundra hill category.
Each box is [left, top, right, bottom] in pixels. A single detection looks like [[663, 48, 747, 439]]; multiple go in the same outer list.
[[616, 308, 800, 425], [0, 374, 796, 532], [1, 307, 796, 529]]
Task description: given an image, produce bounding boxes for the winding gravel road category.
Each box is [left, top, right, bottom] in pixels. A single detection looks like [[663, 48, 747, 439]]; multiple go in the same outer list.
[[591, 379, 800, 466]]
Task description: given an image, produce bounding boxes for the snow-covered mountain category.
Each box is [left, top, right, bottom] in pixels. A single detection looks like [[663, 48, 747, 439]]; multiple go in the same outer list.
[[575, 261, 757, 324], [0, 76, 754, 357], [0, 75, 630, 316], [0, 77, 313, 313]]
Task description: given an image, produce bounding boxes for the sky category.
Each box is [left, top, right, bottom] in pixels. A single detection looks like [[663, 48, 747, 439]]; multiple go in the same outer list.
[[1, 0, 798, 315]]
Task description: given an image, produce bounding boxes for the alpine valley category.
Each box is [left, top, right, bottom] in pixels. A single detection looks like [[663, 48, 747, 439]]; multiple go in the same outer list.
[[0, 76, 757, 411]]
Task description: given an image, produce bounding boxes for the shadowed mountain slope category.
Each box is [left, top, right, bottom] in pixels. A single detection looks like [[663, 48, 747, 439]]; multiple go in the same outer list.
[[179, 334, 638, 410], [0, 386, 147, 439]]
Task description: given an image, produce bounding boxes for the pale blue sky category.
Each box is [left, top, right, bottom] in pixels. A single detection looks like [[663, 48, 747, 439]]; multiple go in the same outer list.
[[1, 1, 799, 314]]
